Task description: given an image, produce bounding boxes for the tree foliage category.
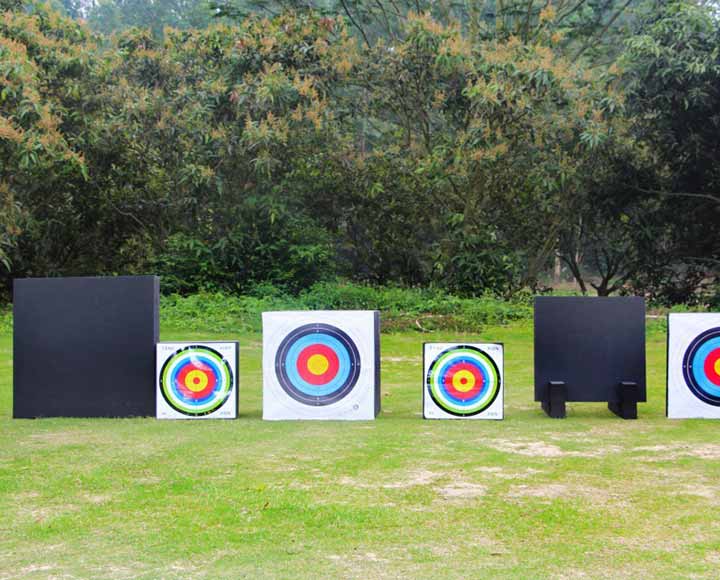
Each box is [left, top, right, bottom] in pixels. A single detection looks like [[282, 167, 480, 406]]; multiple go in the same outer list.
[[1, 0, 718, 301]]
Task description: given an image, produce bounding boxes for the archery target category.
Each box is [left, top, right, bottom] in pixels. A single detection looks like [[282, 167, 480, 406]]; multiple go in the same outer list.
[[263, 311, 380, 420], [156, 342, 238, 419], [423, 343, 503, 420], [668, 313, 720, 418]]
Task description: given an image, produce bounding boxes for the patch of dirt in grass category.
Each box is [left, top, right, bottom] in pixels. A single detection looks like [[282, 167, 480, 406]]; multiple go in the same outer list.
[[678, 484, 720, 501], [633, 444, 720, 461], [506, 483, 613, 504], [473, 466, 543, 479], [507, 483, 569, 499], [18, 564, 54, 575], [438, 481, 486, 499], [491, 439, 618, 458], [340, 469, 491, 502], [135, 475, 162, 485], [382, 469, 441, 489], [83, 493, 112, 505], [339, 469, 446, 490], [19, 503, 79, 523], [25, 430, 106, 447]]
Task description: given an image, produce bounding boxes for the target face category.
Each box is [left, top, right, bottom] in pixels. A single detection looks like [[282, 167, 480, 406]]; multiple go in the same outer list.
[[683, 327, 720, 406], [159, 345, 234, 416], [275, 323, 361, 406], [426, 345, 501, 417]]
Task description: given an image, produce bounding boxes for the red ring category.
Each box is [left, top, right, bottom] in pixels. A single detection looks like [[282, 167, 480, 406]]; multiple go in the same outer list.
[[296, 344, 340, 385], [442, 362, 484, 400], [703, 348, 720, 386], [176, 361, 217, 399]]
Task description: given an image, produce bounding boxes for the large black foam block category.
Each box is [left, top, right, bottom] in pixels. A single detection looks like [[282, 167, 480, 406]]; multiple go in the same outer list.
[[534, 296, 646, 418], [13, 276, 159, 418]]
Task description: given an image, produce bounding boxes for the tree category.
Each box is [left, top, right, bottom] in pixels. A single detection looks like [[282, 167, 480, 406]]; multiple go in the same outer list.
[[87, 0, 216, 36], [621, 0, 720, 302], [0, 2, 93, 273]]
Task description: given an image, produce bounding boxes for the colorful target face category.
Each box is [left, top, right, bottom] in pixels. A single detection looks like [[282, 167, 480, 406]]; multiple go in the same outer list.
[[424, 343, 503, 420], [683, 327, 720, 406], [263, 311, 380, 420], [275, 323, 361, 406], [156, 342, 237, 419], [668, 314, 720, 418]]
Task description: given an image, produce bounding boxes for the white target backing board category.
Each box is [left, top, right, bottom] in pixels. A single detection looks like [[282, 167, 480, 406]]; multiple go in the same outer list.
[[156, 342, 238, 419], [667, 313, 720, 418], [423, 342, 504, 420], [262, 311, 380, 420]]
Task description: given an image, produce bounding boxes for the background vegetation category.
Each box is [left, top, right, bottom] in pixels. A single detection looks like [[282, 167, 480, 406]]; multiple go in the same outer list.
[[1, 0, 718, 305]]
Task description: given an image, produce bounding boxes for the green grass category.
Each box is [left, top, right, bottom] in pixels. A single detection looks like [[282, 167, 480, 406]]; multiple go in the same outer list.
[[2, 321, 720, 579]]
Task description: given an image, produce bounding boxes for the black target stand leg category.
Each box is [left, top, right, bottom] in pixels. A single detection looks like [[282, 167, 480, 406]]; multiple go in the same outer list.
[[608, 381, 639, 420], [542, 381, 567, 418]]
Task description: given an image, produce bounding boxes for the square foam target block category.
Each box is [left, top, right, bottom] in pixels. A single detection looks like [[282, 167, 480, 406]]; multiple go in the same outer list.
[[423, 342, 504, 420], [262, 311, 380, 420], [13, 276, 159, 418], [534, 296, 646, 403], [667, 313, 720, 418], [157, 342, 238, 419]]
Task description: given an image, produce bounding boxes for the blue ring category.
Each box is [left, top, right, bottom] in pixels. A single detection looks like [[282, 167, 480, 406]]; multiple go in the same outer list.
[[283, 333, 352, 396], [690, 337, 720, 398], [436, 357, 490, 407], [683, 328, 720, 406]]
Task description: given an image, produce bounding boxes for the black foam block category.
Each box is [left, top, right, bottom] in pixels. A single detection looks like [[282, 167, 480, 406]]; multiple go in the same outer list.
[[13, 276, 159, 418], [534, 296, 646, 403]]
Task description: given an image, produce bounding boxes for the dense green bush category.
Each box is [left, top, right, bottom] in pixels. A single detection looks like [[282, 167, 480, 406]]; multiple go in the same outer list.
[[154, 210, 334, 294], [161, 282, 533, 333]]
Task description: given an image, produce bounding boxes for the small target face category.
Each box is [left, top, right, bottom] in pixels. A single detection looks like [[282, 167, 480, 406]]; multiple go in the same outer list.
[[426, 345, 500, 416], [275, 323, 361, 406], [683, 327, 720, 406], [160, 346, 234, 416]]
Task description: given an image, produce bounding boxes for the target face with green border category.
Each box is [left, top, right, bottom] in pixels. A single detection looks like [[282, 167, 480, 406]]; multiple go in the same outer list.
[[159, 345, 234, 416], [426, 345, 501, 417]]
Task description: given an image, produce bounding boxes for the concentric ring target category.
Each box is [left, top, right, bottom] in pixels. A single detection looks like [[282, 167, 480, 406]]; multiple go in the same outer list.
[[160, 345, 234, 416], [426, 345, 500, 416], [683, 327, 720, 406], [275, 323, 361, 406]]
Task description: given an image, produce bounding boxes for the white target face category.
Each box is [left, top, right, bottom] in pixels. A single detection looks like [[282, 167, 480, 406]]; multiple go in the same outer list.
[[668, 313, 720, 418], [262, 311, 380, 420], [423, 342, 504, 420]]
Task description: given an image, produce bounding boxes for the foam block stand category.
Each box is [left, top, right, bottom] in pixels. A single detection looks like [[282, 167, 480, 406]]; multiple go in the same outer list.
[[157, 342, 238, 419], [423, 342, 504, 420], [262, 311, 380, 420], [13, 276, 159, 418], [534, 296, 646, 419], [667, 313, 720, 418]]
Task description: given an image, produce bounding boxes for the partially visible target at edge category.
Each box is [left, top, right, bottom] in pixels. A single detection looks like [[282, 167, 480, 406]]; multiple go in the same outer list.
[[159, 345, 235, 416], [275, 323, 361, 406], [425, 344, 502, 418], [682, 327, 720, 406]]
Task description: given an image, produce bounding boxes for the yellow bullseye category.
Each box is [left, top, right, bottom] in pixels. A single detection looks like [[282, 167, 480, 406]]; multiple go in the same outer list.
[[307, 354, 330, 376], [452, 369, 476, 392], [715, 359, 720, 377], [185, 369, 208, 392]]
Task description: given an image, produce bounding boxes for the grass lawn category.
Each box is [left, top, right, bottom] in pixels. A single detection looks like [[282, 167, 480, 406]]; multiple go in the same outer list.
[[1, 320, 719, 579]]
